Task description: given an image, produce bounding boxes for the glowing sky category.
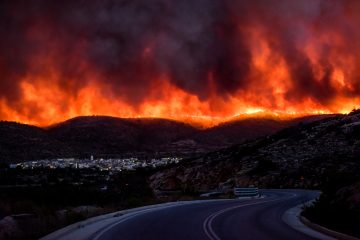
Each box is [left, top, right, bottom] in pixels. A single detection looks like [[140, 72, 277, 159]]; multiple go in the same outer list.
[[0, 0, 360, 126]]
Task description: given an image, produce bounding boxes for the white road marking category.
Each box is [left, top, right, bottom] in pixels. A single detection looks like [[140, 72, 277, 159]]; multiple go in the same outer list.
[[92, 191, 299, 240], [202, 194, 296, 240], [91, 199, 234, 240], [92, 204, 187, 240]]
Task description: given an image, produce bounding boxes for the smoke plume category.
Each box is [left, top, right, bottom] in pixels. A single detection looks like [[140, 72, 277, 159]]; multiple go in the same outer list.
[[0, 0, 360, 125]]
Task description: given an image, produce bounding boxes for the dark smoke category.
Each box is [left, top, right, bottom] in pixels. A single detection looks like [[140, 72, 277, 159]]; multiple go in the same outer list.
[[0, 0, 359, 117]]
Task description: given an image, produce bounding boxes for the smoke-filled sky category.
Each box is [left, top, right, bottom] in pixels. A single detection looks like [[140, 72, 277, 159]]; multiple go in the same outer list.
[[1, 0, 360, 126]]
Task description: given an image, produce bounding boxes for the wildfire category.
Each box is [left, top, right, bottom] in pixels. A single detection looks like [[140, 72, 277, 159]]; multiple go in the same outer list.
[[0, 1, 360, 127], [0, 72, 355, 128]]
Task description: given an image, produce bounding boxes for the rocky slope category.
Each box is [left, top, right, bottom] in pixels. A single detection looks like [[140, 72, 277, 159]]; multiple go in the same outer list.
[[149, 111, 360, 192]]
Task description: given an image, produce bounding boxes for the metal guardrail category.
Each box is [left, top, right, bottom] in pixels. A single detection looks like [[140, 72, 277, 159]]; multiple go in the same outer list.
[[233, 187, 259, 197]]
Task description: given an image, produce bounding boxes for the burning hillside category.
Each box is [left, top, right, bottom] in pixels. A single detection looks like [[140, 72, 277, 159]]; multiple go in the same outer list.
[[1, 0, 360, 126]]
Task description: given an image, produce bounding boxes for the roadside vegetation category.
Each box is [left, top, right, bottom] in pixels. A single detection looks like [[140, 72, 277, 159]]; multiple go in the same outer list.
[[0, 167, 157, 240], [302, 172, 360, 238]]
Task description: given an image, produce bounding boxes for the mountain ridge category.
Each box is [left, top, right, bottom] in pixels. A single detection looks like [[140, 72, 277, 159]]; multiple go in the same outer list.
[[0, 114, 338, 163]]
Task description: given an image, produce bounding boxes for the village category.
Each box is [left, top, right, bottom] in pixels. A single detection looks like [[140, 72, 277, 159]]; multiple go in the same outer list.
[[10, 156, 181, 172]]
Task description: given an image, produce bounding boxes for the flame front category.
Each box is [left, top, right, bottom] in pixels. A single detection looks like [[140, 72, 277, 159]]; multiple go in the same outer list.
[[1, 1, 360, 127]]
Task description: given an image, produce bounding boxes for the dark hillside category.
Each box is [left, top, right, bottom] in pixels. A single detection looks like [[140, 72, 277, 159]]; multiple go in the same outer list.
[[0, 122, 73, 163]]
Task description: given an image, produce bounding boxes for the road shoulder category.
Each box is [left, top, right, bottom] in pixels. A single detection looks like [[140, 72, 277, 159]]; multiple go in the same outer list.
[[282, 200, 335, 240]]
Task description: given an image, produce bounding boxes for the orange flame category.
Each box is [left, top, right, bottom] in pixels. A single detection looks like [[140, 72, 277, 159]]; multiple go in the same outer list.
[[1, 4, 360, 128], [1, 67, 357, 128]]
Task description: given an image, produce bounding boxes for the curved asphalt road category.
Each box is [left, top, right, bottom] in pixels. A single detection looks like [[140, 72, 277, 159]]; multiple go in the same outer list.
[[93, 190, 321, 240]]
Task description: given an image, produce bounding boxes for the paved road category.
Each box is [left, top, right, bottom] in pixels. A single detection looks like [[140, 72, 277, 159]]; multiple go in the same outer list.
[[93, 190, 322, 240]]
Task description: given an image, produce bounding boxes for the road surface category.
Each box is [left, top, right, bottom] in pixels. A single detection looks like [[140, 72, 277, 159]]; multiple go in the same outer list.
[[92, 189, 323, 240]]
